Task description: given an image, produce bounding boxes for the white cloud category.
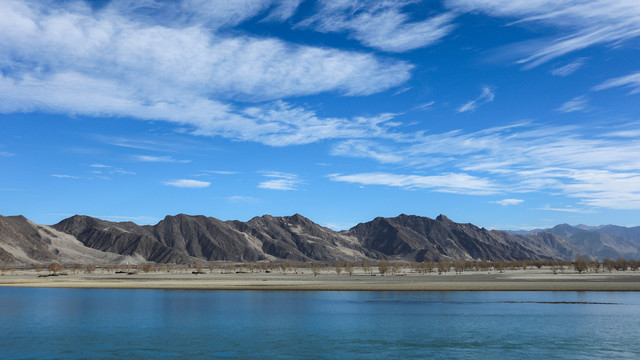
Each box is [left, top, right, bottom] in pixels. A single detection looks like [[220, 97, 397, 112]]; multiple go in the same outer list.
[[446, 0, 640, 66], [557, 95, 588, 113], [164, 179, 210, 188], [110, 169, 136, 176], [536, 205, 585, 213], [550, 58, 587, 76], [492, 199, 524, 206], [228, 195, 259, 203], [203, 170, 238, 175], [593, 71, 640, 94], [329, 121, 640, 209], [0, 0, 412, 145], [0, 151, 14, 157], [412, 101, 435, 111], [90, 164, 111, 168], [557, 169, 640, 209], [262, 0, 303, 22], [258, 171, 302, 190], [0, 0, 411, 100], [134, 155, 191, 163], [299, 1, 456, 52], [457, 86, 495, 113], [331, 140, 403, 164], [329, 172, 499, 195], [51, 174, 79, 179]]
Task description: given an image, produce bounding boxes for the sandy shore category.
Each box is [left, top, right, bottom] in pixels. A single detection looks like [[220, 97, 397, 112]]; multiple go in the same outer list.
[[2, 269, 640, 291]]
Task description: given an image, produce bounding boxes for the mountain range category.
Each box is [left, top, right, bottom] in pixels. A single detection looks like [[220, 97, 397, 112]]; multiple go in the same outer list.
[[1, 213, 639, 266]]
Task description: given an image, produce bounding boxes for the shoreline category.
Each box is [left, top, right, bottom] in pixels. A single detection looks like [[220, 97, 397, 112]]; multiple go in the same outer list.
[[2, 269, 640, 291]]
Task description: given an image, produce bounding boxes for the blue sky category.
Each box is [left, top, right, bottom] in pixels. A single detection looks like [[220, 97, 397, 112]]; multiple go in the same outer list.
[[2, 0, 640, 230]]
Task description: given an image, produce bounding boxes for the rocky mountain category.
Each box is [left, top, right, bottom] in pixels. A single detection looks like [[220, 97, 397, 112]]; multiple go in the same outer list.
[[536, 224, 640, 260], [2, 213, 639, 265], [0, 215, 139, 266], [347, 214, 573, 262], [52, 213, 375, 264]]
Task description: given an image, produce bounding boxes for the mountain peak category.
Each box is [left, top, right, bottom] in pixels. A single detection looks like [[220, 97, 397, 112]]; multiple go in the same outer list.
[[436, 214, 451, 222]]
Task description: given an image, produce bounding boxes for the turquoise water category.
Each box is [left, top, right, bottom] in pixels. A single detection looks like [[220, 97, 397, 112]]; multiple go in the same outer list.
[[1, 289, 640, 359]]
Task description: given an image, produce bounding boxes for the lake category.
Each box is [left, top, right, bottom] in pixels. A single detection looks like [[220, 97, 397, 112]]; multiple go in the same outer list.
[[1, 288, 639, 359]]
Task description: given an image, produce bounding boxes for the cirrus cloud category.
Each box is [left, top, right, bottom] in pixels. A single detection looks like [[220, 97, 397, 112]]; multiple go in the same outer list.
[[164, 179, 211, 188]]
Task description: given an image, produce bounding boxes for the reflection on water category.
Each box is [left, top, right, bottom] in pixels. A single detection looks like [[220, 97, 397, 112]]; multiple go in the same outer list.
[[1, 289, 639, 359]]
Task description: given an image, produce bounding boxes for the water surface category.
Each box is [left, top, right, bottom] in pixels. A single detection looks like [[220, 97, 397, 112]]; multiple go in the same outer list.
[[1, 289, 639, 359]]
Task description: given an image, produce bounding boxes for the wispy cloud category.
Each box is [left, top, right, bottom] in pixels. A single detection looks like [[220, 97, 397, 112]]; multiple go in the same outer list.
[[412, 101, 435, 111], [557, 96, 589, 113], [0, 0, 411, 147], [51, 174, 79, 179], [331, 140, 403, 164], [228, 195, 259, 203], [329, 121, 640, 209], [446, 0, 640, 66], [203, 170, 238, 175], [299, 1, 456, 52], [110, 169, 136, 176], [457, 86, 495, 113], [90, 164, 111, 168], [0, 151, 14, 157], [261, 0, 303, 22], [258, 171, 302, 191], [134, 155, 191, 163], [550, 58, 587, 77], [492, 199, 524, 206], [536, 205, 586, 213], [593, 71, 640, 94], [329, 172, 499, 195], [164, 179, 210, 188]]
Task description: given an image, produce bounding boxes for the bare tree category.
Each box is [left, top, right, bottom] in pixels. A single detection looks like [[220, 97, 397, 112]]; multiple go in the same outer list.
[[48, 262, 64, 275], [378, 260, 389, 275], [335, 261, 343, 276], [71, 263, 81, 274], [573, 255, 588, 274], [85, 264, 96, 274], [345, 262, 354, 276], [391, 262, 401, 275], [439, 261, 451, 274], [361, 260, 372, 275], [603, 258, 614, 273], [312, 263, 321, 276], [280, 261, 288, 274]]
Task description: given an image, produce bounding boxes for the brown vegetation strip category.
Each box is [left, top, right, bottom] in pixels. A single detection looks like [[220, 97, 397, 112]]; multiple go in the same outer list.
[[2, 272, 640, 291]]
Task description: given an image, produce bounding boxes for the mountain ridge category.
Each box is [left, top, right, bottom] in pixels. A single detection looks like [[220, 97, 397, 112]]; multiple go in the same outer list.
[[2, 213, 639, 265]]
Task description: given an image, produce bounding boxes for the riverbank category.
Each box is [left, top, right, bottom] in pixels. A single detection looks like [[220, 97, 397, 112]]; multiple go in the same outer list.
[[2, 268, 640, 291]]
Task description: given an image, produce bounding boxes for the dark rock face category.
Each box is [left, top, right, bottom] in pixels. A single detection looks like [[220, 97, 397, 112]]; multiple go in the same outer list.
[[347, 214, 557, 262], [149, 214, 265, 262], [3, 213, 640, 264], [53, 215, 193, 264], [51, 213, 374, 263], [0, 215, 55, 264], [236, 214, 373, 262]]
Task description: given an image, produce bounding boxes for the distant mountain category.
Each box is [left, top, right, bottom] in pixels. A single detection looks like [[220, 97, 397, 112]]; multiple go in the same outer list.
[[518, 223, 640, 260], [1, 213, 639, 265]]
